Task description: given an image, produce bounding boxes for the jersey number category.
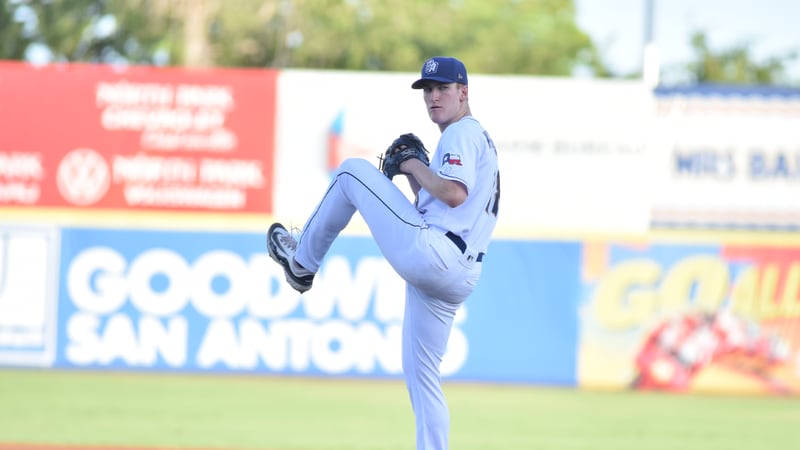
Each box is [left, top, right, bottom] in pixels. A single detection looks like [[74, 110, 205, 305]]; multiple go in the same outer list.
[[483, 130, 500, 218], [485, 171, 500, 218]]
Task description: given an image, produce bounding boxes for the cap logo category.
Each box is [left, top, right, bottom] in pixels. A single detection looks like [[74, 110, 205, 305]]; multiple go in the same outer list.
[[423, 59, 439, 74]]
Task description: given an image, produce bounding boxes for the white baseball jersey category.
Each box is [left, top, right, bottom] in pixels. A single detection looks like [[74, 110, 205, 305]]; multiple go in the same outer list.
[[418, 116, 499, 254]]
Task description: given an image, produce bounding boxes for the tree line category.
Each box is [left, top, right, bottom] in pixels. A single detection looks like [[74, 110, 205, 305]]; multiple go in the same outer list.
[[1, 0, 796, 85]]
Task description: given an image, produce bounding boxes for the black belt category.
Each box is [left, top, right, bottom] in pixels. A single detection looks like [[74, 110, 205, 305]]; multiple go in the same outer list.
[[445, 231, 484, 262]]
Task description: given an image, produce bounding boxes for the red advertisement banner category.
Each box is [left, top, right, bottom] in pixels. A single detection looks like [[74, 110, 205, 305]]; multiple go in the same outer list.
[[0, 61, 277, 214]]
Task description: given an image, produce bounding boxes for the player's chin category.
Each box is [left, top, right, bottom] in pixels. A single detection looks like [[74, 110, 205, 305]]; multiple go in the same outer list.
[[428, 109, 447, 124]]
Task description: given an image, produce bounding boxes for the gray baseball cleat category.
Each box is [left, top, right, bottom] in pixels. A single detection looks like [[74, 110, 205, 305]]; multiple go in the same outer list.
[[266, 222, 315, 293]]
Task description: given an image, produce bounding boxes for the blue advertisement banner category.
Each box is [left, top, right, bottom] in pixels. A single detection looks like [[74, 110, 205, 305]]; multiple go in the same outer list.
[[461, 239, 580, 384], [54, 227, 581, 385]]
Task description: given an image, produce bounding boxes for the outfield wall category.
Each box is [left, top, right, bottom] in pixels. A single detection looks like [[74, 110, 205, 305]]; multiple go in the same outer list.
[[1, 61, 799, 396]]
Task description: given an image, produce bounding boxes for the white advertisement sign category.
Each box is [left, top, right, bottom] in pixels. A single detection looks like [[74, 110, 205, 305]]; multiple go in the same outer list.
[[651, 90, 800, 230], [275, 70, 659, 235], [0, 226, 60, 366]]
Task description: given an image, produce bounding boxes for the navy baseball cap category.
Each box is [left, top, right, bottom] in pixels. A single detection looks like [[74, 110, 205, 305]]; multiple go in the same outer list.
[[411, 56, 468, 89]]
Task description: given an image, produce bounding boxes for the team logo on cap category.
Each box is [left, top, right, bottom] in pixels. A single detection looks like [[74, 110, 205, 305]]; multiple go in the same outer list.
[[424, 59, 439, 74]]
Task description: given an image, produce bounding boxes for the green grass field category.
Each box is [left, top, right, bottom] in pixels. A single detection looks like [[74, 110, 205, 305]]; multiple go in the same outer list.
[[1, 369, 798, 450]]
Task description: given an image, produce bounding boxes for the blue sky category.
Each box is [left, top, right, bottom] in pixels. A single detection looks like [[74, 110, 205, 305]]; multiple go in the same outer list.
[[575, 0, 800, 82]]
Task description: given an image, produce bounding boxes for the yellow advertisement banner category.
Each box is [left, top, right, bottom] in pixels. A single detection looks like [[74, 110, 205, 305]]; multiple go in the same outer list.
[[579, 240, 800, 395]]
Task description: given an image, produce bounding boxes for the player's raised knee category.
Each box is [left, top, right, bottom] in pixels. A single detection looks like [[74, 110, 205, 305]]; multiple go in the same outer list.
[[338, 157, 377, 174]]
